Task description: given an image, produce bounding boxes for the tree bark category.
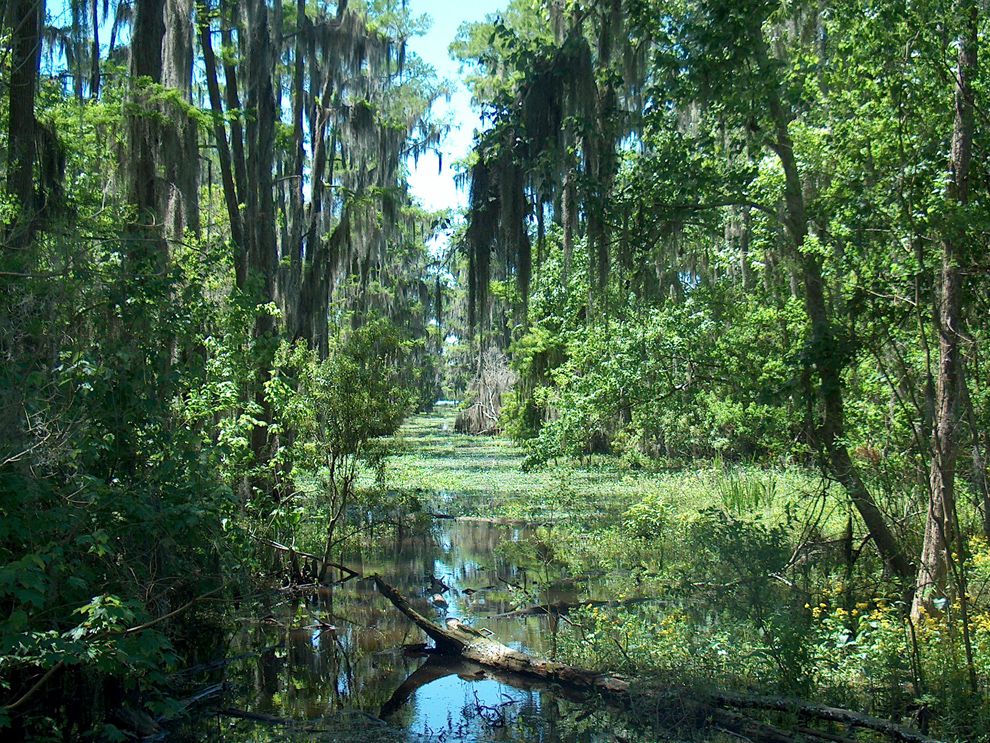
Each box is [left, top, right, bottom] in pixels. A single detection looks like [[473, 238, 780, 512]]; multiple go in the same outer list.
[[161, 0, 201, 241], [220, 21, 248, 210], [243, 0, 279, 475], [4, 0, 44, 252], [755, 38, 912, 580], [913, 0, 976, 618], [89, 0, 101, 98], [197, 5, 246, 287], [561, 164, 576, 285], [128, 0, 166, 242], [293, 66, 339, 357]]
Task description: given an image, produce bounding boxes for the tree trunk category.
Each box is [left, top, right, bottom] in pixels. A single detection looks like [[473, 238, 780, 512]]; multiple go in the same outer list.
[[161, 0, 201, 241], [913, 0, 976, 618], [243, 0, 278, 476], [197, 5, 246, 286], [128, 0, 166, 240], [294, 72, 339, 358], [4, 0, 44, 252], [220, 21, 248, 210], [965, 372, 990, 537], [755, 38, 912, 580], [561, 165, 575, 285], [90, 0, 101, 99]]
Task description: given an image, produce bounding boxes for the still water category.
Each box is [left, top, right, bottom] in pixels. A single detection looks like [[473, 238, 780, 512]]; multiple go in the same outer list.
[[201, 514, 655, 741]]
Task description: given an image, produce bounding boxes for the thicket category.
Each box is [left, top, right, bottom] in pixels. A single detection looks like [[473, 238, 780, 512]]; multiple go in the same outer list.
[[0, 0, 444, 736]]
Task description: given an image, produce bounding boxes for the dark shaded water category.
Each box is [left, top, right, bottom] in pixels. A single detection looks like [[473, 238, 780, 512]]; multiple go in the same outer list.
[[209, 516, 649, 741]]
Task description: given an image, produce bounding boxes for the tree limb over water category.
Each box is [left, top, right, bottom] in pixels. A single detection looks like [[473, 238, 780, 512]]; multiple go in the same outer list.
[[372, 576, 939, 743]]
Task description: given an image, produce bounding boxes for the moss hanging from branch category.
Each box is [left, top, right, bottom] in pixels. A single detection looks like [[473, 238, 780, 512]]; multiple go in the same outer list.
[[462, 2, 646, 333]]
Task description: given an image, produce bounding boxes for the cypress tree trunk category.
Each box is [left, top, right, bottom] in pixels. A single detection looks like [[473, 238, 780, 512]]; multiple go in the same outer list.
[[162, 0, 201, 241], [128, 0, 165, 230], [198, 3, 246, 285], [4, 0, 44, 252], [243, 0, 279, 478]]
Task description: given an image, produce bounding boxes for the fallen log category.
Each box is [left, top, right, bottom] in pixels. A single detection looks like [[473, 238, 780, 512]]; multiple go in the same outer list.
[[372, 574, 627, 692], [371, 575, 939, 743], [427, 511, 457, 520], [455, 516, 543, 526], [494, 596, 666, 618], [709, 691, 939, 743]]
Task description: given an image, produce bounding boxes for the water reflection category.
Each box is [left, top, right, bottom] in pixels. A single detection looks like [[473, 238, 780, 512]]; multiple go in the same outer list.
[[217, 519, 655, 741]]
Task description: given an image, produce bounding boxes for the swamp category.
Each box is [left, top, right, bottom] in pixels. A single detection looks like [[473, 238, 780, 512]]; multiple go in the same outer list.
[[3, 0, 990, 741]]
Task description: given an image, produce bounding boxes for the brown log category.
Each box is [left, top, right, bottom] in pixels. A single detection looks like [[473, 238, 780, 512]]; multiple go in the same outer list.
[[373, 575, 627, 692], [372, 576, 939, 743], [494, 596, 665, 618], [710, 691, 940, 743]]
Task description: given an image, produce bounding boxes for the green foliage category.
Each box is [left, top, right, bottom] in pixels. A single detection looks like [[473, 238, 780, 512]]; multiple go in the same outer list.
[[0, 1, 439, 732], [268, 318, 414, 475], [507, 268, 806, 464], [265, 317, 416, 552]]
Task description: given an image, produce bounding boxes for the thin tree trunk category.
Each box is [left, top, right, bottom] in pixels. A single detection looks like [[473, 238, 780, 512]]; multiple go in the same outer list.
[[282, 0, 307, 332], [70, 0, 84, 101], [198, 3, 246, 287], [962, 370, 990, 539], [561, 166, 575, 285], [913, 0, 976, 620], [89, 0, 100, 98], [756, 37, 912, 580], [220, 22, 248, 209]]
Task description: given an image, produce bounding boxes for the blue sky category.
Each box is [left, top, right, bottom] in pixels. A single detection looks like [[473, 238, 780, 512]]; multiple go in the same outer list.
[[405, 0, 507, 212]]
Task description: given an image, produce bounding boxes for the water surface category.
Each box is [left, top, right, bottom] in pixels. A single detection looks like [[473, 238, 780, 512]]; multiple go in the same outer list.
[[212, 516, 648, 741]]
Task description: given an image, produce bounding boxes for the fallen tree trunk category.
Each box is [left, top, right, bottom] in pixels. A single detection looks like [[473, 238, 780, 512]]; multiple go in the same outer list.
[[372, 575, 629, 693], [372, 575, 939, 743], [454, 516, 543, 526], [494, 596, 665, 618], [710, 691, 938, 743]]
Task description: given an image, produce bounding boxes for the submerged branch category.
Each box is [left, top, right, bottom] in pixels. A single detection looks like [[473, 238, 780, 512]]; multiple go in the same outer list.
[[258, 538, 360, 581]]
